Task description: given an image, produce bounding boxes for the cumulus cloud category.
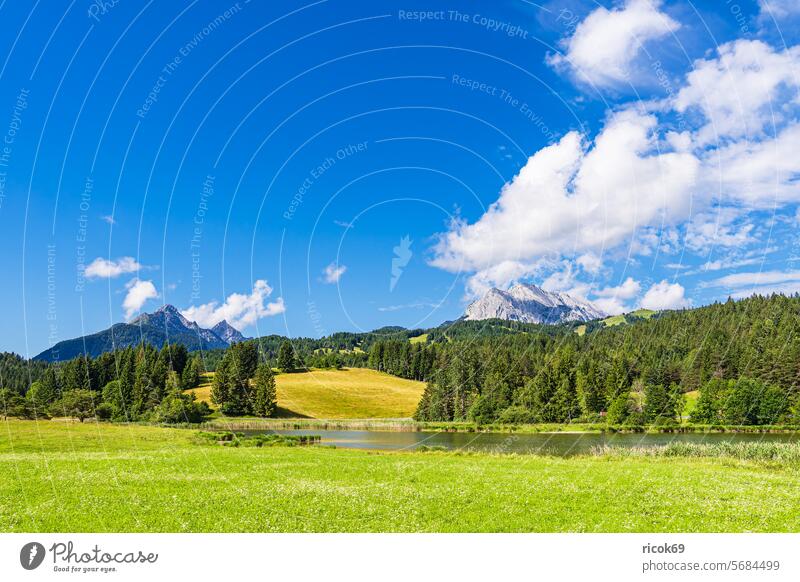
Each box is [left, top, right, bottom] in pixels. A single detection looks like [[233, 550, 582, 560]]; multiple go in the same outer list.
[[596, 277, 642, 299], [640, 280, 690, 310], [541, 262, 592, 299], [576, 252, 603, 274], [123, 279, 158, 320], [703, 123, 800, 207], [549, 0, 680, 88], [462, 260, 543, 298], [431, 109, 699, 292], [85, 256, 141, 279], [675, 40, 800, 144], [322, 263, 346, 284], [591, 277, 642, 314], [703, 270, 800, 298], [181, 280, 285, 331]]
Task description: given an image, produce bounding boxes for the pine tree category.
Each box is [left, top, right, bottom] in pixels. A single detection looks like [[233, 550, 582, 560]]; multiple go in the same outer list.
[[220, 355, 253, 416], [277, 341, 296, 372], [253, 364, 277, 417], [231, 342, 259, 379], [551, 376, 580, 422], [181, 357, 201, 390], [211, 353, 231, 405]]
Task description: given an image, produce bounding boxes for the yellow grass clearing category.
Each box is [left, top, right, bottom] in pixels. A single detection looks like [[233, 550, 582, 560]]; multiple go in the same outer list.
[[187, 368, 425, 419], [187, 372, 214, 403], [276, 368, 424, 419]]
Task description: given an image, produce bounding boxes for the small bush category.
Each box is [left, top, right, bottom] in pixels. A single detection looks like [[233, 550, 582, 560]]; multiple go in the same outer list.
[[193, 431, 320, 447], [496, 406, 536, 424]]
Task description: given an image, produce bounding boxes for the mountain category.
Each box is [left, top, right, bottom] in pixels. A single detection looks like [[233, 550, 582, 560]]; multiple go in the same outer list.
[[211, 320, 246, 344], [33, 305, 246, 362], [464, 283, 607, 324]]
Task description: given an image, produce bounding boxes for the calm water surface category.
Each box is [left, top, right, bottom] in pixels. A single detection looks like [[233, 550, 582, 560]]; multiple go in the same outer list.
[[256, 429, 800, 457]]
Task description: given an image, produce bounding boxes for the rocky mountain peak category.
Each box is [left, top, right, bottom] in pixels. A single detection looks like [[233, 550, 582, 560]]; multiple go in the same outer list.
[[211, 320, 247, 345], [465, 283, 607, 324]]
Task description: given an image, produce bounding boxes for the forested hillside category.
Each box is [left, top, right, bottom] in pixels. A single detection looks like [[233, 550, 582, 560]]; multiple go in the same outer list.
[[409, 295, 800, 425]]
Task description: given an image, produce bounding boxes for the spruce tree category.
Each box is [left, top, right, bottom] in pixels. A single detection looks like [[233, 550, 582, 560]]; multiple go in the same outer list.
[[211, 353, 231, 405], [277, 341, 296, 372], [253, 364, 277, 417], [181, 357, 201, 389]]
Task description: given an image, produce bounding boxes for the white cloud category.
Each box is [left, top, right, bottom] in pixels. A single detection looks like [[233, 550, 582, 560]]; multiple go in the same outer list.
[[100, 215, 116, 225], [322, 263, 346, 284], [540, 262, 592, 299], [431, 109, 699, 292], [759, 0, 800, 18], [576, 252, 603, 274], [592, 296, 627, 315], [702, 122, 800, 207], [675, 40, 800, 144], [704, 270, 800, 298], [549, 0, 680, 88], [683, 211, 755, 251], [85, 256, 141, 279], [591, 277, 642, 314], [181, 280, 285, 331], [462, 260, 542, 298], [596, 277, 642, 299], [123, 279, 158, 320], [689, 257, 761, 274], [640, 280, 691, 310]]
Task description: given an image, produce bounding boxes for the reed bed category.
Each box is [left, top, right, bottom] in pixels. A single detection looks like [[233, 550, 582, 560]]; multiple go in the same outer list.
[[591, 441, 800, 464]]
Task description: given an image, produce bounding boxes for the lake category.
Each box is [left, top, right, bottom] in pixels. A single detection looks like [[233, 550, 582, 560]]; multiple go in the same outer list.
[[256, 429, 800, 457]]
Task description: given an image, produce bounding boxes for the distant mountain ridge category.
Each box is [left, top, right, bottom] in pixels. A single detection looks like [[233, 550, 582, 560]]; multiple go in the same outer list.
[[465, 283, 607, 324], [34, 305, 247, 362]]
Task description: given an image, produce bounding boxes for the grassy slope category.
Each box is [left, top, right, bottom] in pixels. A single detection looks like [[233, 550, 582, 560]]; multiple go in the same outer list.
[[1, 420, 799, 533], [275, 368, 424, 418], [602, 308, 657, 328], [576, 309, 656, 335], [189, 368, 425, 419]]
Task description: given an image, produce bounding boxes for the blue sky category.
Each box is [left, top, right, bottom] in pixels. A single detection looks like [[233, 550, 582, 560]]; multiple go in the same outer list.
[[1, 0, 800, 356]]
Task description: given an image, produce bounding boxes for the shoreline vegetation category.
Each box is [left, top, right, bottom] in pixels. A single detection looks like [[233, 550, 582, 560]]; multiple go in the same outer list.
[[200, 417, 800, 434]]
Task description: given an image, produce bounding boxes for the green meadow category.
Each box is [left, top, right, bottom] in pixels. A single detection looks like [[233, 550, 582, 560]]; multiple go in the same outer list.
[[1, 420, 799, 533]]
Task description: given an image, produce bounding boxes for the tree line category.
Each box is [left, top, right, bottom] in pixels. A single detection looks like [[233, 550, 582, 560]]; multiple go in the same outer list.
[[410, 295, 800, 426], [1, 344, 209, 423]]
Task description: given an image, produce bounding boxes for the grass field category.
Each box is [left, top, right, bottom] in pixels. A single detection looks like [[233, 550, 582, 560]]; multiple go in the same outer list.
[[1, 420, 799, 532], [601, 308, 657, 328], [188, 368, 425, 419]]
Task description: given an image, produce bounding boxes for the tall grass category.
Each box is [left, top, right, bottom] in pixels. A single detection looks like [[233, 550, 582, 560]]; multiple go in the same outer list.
[[592, 441, 800, 464], [202, 418, 419, 432]]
